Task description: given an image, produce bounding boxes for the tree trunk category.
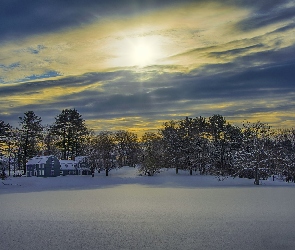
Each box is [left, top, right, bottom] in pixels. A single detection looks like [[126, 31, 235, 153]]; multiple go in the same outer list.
[[8, 142, 11, 176], [254, 166, 259, 185], [23, 131, 29, 174], [106, 168, 109, 176]]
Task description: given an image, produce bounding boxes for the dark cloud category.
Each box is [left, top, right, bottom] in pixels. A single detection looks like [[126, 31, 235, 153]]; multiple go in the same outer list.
[[4, 54, 293, 124], [0, 0, 197, 42], [0, 71, 117, 96], [3, 0, 293, 42], [224, 0, 291, 12], [209, 44, 265, 58], [270, 22, 295, 34], [235, 1, 295, 31]]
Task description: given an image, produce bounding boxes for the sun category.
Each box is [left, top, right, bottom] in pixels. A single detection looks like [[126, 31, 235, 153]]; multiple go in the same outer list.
[[111, 35, 164, 68], [130, 40, 156, 67]]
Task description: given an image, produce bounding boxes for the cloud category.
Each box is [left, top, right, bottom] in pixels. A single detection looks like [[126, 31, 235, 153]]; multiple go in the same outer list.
[[0, 1, 253, 84], [1, 0, 292, 43], [0, 0, 202, 42], [236, 1, 295, 31], [1, 0, 295, 133], [2, 46, 295, 131]]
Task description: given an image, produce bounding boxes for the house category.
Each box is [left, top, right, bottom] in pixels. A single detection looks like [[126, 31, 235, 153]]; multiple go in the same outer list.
[[26, 155, 60, 177], [60, 160, 78, 176], [75, 156, 92, 175]]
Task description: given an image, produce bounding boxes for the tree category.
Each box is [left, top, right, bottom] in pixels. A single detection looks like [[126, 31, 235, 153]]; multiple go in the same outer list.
[[140, 132, 164, 176], [18, 111, 43, 173], [272, 129, 295, 181], [237, 121, 272, 185], [79, 129, 97, 175], [50, 109, 89, 160], [161, 120, 182, 173], [114, 130, 140, 168], [0, 121, 13, 175], [94, 131, 116, 176], [0, 120, 11, 156], [41, 125, 60, 157], [178, 116, 208, 175], [207, 114, 228, 175]]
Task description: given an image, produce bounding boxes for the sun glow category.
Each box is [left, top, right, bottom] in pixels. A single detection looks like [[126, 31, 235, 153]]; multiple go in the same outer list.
[[130, 39, 157, 67], [111, 35, 166, 68]]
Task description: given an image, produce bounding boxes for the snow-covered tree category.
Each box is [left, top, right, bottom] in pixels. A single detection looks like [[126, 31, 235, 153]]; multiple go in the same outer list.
[[207, 114, 228, 175], [160, 120, 183, 173], [272, 129, 295, 181], [140, 132, 164, 176], [160, 116, 212, 175], [236, 121, 272, 185]]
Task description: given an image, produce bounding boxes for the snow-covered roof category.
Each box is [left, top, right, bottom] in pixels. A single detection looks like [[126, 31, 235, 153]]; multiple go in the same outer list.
[[27, 156, 55, 165], [75, 156, 87, 163], [60, 160, 77, 170]]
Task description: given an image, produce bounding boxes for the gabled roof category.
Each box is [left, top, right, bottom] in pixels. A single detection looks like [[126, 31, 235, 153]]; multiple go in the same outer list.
[[75, 156, 87, 163], [60, 160, 77, 170], [26, 155, 55, 165]]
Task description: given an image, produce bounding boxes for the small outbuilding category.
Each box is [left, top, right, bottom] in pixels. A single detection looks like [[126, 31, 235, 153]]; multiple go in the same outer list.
[[26, 155, 60, 177]]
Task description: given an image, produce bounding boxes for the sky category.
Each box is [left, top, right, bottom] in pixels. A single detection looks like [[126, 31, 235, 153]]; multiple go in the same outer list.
[[1, 0, 295, 135]]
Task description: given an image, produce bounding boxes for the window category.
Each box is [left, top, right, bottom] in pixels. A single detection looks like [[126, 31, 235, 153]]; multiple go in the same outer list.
[[51, 170, 55, 176]]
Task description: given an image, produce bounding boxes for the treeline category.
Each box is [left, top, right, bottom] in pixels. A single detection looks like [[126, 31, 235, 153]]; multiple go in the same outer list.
[[144, 116, 295, 185], [1, 110, 295, 184]]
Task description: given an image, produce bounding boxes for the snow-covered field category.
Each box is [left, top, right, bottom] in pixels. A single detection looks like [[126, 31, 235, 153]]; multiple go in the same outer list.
[[1, 167, 295, 250]]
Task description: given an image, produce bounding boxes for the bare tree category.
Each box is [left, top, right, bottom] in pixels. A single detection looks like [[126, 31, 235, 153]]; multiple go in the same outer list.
[[94, 131, 116, 176], [114, 130, 140, 168]]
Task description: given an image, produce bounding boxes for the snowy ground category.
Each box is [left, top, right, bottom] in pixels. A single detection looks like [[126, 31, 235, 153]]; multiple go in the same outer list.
[[1, 167, 295, 250]]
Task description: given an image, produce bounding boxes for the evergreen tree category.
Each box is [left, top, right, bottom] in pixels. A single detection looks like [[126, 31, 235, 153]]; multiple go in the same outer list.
[[0, 121, 21, 176], [51, 109, 89, 160], [0, 120, 11, 156], [18, 111, 43, 173]]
